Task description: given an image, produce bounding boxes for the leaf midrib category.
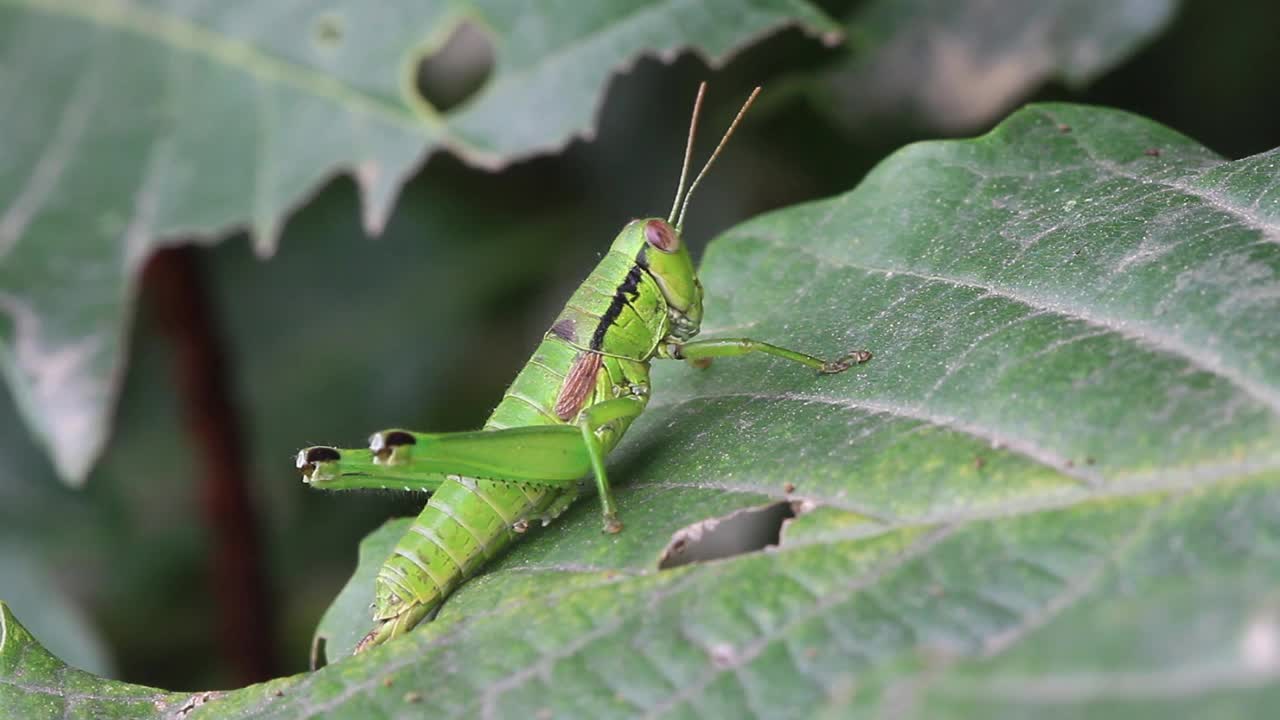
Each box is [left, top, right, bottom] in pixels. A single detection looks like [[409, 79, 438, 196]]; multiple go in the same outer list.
[[646, 388, 1098, 485], [728, 232, 1280, 417], [644, 391, 1278, 497], [3, 0, 440, 135]]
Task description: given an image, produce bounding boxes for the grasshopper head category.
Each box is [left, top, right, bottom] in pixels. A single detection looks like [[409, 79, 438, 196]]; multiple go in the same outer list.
[[637, 218, 702, 341], [632, 82, 760, 343]]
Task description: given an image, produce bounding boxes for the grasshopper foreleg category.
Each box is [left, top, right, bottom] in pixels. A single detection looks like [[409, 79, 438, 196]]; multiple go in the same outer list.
[[664, 338, 872, 374], [573, 396, 647, 534]]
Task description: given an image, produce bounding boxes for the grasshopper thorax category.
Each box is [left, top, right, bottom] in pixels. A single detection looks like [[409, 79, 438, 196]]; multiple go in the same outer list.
[[605, 217, 704, 343]]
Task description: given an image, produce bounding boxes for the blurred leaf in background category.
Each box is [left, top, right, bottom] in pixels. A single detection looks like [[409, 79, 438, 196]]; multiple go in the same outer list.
[[1076, 0, 1280, 158], [810, 0, 1180, 136]]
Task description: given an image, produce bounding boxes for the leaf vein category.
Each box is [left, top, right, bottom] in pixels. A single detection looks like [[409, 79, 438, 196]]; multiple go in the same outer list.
[[642, 525, 958, 718], [741, 233, 1280, 418], [3, 0, 440, 135], [646, 391, 1101, 485]]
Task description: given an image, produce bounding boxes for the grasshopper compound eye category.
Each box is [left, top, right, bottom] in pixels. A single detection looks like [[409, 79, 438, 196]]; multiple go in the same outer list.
[[645, 219, 679, 252]]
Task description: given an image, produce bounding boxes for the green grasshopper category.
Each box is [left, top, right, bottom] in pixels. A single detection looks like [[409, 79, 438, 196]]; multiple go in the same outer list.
[[296, 83, 872, 652]]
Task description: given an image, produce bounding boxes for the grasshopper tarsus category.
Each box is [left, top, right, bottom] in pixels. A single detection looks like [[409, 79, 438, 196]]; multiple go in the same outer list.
[[602, 516, 624, 534], [819, 349, 873, 375]]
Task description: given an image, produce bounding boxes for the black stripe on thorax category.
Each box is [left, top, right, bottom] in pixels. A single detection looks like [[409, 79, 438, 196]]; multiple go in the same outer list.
[[591, 260, 647, 350]]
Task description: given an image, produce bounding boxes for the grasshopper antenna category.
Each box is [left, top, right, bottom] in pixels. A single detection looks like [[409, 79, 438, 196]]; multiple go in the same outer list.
[[675, 85, 762, 231], [668, 82, 706, 226]]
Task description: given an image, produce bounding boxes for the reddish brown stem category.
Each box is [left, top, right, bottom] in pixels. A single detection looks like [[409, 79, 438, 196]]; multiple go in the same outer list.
[[143, 245, 276, 684]]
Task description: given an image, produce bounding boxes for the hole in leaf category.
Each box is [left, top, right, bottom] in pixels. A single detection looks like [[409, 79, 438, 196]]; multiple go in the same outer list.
[[658, 502, 795, 570], [309, 635, 328, 671], [416, 21, 494, 113], [312, 14, 344, 48]]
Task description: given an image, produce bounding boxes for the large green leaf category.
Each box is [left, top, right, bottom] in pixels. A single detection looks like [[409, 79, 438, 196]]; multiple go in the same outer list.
[[815, 0, 1180, 134], [0, 0, 837, 484], [5, 103, 1278, 717]]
